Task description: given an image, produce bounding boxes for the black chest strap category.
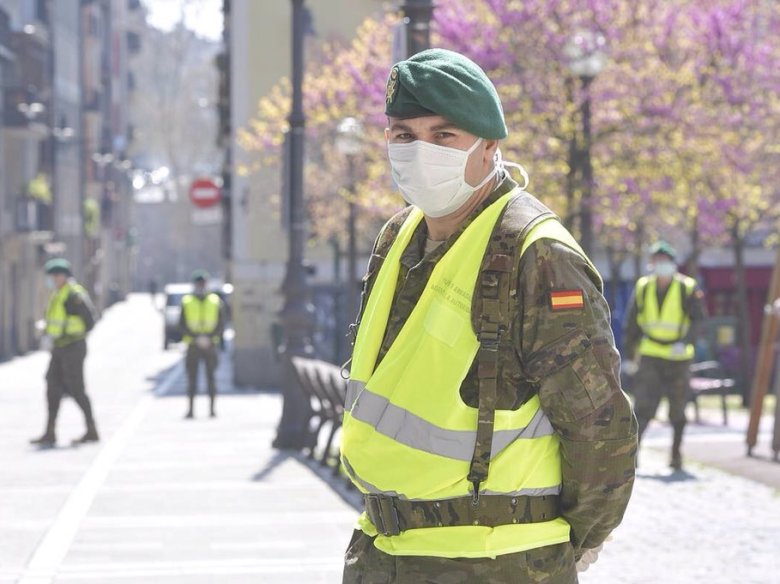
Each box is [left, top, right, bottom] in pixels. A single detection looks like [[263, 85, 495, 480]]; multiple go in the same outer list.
[[467, 192, 556, 503]]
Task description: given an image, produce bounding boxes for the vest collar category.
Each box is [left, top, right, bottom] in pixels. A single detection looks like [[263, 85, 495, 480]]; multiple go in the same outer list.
[[399, 176, 519, 271]]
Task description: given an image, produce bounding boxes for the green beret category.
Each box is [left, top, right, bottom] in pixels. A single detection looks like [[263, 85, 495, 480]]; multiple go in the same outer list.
[[648, 241, 677, 260], [191, 269, 210, 282], [45, 258, 72, 275], [385, 49, 508, 140]]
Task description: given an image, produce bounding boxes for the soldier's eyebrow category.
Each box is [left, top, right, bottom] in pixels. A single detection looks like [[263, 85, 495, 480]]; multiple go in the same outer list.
[[389, 121, 415, 133]]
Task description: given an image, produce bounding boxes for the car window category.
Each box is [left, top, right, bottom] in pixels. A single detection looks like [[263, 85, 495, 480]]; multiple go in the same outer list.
[[166, 293, 184, 307]]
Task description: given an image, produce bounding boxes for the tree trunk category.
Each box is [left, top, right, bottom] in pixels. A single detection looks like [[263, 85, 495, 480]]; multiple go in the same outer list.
[[633, 220, 645, 280], [686, 213, 702, 280], [732, 222, 753, 406], [605, 245, 621, 310]]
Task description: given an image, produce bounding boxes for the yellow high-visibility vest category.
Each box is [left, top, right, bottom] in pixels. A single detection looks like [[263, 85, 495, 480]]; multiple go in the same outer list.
[[341, 191, 593, 559], [46, 282, 88, 344], [181, 293, 221, 344], [636, 275, 696, 361]]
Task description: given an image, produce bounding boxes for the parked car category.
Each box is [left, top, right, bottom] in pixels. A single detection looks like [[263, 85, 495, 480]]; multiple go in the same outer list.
[[163, 281, 233, 350], [163, 283, 191, 350]]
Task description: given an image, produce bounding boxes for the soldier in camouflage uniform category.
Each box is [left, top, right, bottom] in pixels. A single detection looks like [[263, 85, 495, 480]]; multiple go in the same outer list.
[[342, 49, 637, 583], [623, 241, 706, 470], [30, 258, 99, 448]]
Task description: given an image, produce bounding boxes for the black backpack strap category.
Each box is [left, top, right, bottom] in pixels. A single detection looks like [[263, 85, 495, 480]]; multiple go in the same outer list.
[[468, 192, 556, 503]]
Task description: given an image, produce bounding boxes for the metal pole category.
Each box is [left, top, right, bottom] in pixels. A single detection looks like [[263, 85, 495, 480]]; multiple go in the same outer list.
[[402, 0, 434, 56], [273, 0, 314, 450], [346, 155, 358, 324], [580, 75, 594, 256], [220, 0, 232, 276]]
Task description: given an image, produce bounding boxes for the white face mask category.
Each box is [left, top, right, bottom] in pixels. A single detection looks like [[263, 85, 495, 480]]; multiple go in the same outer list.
[[652, 261, 676, 278], [388, 138, 499, 218]]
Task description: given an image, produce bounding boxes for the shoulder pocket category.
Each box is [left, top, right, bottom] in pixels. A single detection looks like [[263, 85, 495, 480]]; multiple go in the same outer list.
[[525, 329, 613, 421]]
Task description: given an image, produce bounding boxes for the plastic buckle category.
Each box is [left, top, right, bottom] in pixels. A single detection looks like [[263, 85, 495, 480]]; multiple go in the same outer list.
[[365, 494, 401, 536], [477, 326, 505, 351]]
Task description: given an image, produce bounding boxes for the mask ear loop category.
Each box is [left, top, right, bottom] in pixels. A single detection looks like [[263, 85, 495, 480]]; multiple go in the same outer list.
[[495, 148, 530, 190]]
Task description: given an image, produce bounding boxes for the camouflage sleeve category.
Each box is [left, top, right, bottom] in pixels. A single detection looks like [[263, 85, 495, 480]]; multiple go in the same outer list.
[[65, 290, 96, 333], [515, 239, 638, 559], [684, 284, 707, 344]]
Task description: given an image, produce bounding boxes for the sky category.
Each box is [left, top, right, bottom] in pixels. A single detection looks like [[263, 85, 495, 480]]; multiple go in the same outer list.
[[142, 0, 223, 42]]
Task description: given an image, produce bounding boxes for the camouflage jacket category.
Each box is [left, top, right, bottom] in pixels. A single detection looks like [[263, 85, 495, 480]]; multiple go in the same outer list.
[[355, 176, 637, 558]]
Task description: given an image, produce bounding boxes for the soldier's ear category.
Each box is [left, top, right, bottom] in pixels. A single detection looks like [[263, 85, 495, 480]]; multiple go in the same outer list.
[[483, 140, 499, 166]]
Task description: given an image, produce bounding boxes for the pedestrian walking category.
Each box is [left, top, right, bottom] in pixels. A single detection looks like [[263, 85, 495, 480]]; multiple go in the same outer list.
[[623, 241, 706, 470], [339, 49, 637, 584], [179, 270, 224, 419], [30, 258, 99, 447]]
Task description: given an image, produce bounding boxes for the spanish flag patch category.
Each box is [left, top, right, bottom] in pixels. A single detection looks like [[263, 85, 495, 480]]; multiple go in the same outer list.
[[549, 289, 585, 311]]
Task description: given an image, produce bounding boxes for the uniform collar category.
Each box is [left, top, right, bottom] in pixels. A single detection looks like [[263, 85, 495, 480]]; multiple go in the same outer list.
[[400, 175, 518, 270]]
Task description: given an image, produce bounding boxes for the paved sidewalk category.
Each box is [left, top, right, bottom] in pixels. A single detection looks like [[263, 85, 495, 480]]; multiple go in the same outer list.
[[0, 297, 356, 584], [3, 295, 779, 583], [580, 447, 780, 584]]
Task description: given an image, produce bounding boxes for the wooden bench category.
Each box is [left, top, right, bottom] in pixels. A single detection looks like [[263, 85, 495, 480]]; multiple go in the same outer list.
[[688, 360, 735, 426], [290, 356, 347, 473]]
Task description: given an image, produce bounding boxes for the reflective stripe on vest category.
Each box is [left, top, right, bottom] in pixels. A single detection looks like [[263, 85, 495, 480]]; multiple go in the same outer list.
[[182, 293, 221, 344], [348, 380, 554, 461], [46, 282, 87, 342], [636, 275, 695, 361], [341, 190, 594, 558]]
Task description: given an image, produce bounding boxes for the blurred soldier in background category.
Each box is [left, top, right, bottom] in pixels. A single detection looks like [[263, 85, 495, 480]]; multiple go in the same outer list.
[[624, 241, 706, 470], [179, 270, 224, 419], [30, 259, 98, 447]]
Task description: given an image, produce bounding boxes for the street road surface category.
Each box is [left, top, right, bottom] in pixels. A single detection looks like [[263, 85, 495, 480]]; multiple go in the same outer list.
[[0, 295, 355, 583], [1, 295, 778, 583]]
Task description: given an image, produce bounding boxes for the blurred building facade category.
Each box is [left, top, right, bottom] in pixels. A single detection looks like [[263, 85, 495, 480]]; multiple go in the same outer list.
[[0, 0, 50, 358], [227, 0, 384, 387], [128, 16, 223, 292], [0, 0, 142, 360]]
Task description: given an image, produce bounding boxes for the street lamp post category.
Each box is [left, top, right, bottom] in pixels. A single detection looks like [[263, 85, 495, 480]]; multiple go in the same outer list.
[[335, 117, 364, 331], [273, 0, 315, 450], [401, 0, 434, 56], [564, 30, 607, 256]]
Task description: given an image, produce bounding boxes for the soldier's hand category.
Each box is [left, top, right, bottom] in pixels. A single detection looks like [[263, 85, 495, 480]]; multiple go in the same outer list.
[[621, 359, 639, 376], [575, 543, 603, 572]]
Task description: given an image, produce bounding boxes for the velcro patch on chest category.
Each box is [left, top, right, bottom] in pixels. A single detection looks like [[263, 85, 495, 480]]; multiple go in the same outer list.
[[549, 289, 585, 311]]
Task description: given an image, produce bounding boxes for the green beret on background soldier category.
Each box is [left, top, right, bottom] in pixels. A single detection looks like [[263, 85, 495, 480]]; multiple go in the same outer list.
[[31, 258, 99, 448], [623, 241, 706, 470], [339, 48, 637, 584]]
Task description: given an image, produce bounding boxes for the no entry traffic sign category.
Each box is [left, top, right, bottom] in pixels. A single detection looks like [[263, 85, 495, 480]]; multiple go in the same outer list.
[[189, 178, 221, 209]]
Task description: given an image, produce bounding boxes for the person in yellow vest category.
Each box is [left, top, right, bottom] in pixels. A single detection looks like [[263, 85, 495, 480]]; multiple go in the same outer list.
[[30, 258, 98, 447], [179, 270, 224, 418], [623, 241, 706, 470], [340, 49, 637, 584]]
